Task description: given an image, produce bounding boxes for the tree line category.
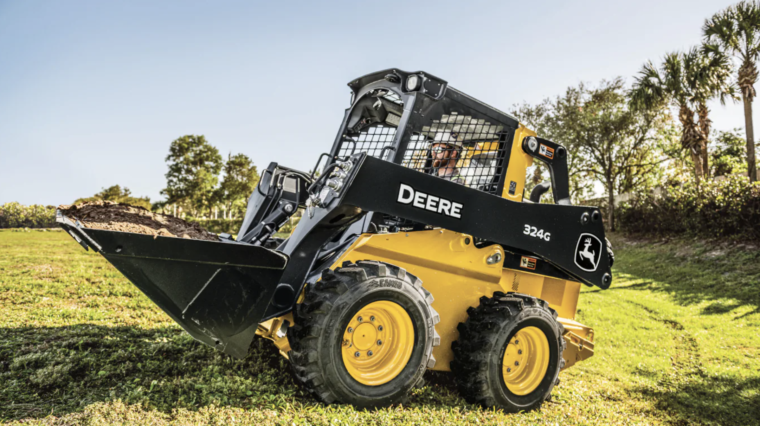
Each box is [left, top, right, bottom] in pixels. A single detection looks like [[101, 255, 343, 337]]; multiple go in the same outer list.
[[512, 1, 760, 230], [77, 135, 260, 221], [157, 135, 260, 220]]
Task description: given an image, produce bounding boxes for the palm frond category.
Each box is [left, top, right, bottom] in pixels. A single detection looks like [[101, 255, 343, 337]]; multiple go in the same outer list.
[[687, 44, 738, 106], [704, 1, 760, 61], [630, 60, 666, 111], [704, 7, 739, 53], [662, 52, 688, 102]]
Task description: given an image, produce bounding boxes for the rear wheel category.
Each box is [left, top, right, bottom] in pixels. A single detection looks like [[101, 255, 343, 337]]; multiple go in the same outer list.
[[288, 261, 440, 408], [451, 292, 565, 412]]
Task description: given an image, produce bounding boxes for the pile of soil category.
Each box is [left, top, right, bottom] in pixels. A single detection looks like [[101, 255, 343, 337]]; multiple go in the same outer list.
[[58, 201, 218, 241]]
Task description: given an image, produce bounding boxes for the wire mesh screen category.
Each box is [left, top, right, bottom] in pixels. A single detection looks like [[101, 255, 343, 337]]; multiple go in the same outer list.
[[337, 125, 397, 160], [400, 112, 508, 194]]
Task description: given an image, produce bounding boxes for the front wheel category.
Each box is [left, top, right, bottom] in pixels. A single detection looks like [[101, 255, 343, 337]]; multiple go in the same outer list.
[[288, 261, 440, 408], [451, 292, 565, 412]]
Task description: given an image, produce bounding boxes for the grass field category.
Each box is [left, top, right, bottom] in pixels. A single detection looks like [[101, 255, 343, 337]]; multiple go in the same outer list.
[[1, 229, 758, 425]]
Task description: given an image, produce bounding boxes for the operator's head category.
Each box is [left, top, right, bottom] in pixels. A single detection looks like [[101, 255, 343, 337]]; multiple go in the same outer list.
[[431, 132, 463, 168]]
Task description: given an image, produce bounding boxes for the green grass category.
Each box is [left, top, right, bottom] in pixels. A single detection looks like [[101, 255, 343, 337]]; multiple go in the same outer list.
[[0, 230, 758, 425]]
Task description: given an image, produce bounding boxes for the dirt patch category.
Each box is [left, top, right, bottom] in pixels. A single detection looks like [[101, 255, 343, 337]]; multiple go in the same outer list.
[[30, 264, 60, 274], [704, 249, 727, 259], [674, 246, 695, 258], [58, 201, 217, 241]]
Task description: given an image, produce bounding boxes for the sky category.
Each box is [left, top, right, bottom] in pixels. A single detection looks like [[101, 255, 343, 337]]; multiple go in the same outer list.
[[0, 0, 746, 206]]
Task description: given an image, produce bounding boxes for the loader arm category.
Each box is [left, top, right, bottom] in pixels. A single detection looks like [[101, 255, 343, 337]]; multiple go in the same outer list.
[[298, 153, 611, 291]]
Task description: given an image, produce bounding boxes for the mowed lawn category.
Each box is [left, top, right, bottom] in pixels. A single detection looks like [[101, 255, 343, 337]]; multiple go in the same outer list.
[[0, 230, 758, 425]]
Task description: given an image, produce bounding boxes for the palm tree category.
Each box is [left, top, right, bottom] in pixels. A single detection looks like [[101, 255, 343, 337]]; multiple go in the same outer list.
[[631, 52, 705, 179], [704, 1, 760, 182], [685, 46, 738, 177]]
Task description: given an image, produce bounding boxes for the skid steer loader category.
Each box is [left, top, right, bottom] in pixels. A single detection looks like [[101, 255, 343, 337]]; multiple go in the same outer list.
[[58, 69, 613, 412]]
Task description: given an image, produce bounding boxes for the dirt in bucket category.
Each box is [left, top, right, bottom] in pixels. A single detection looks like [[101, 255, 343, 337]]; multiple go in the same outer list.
[[58, 201, 218, 241]]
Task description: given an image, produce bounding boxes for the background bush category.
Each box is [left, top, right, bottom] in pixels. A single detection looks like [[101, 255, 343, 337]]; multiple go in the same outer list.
[[618, 175, 760, 240], [0, 203, 57, 228]]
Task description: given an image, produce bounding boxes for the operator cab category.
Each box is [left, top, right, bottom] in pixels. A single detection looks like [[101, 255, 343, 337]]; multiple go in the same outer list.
[[328, 69, 571, 207], [329, 71, 517, 199]]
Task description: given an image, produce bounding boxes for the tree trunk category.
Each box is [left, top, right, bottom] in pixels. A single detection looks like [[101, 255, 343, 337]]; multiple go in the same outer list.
[[689, 149, 704, 181], [700, 144, 709, 179], [739, 60, 758, 182], [607, 181, 615, 232], [744, 94, 757, 182], [679, 104, 703, 180], [697, 103, 711, 179]]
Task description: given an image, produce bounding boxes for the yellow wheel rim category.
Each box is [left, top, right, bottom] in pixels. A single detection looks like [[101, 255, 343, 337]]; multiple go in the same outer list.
[[341, 300, 414, 386], [502, 326, 550, 395]]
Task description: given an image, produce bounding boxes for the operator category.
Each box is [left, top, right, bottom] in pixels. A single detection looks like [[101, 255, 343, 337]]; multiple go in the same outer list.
[[430, 131, 466, 185]]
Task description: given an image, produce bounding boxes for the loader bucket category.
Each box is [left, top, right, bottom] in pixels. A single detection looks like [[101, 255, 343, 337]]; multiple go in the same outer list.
[[58, 214, 288, 358]]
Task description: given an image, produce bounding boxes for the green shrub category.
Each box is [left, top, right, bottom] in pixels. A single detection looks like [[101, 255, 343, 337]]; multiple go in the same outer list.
[[74, 185, 152, 210], [618, 175, 760, 240], [0, 202, 57, 228]]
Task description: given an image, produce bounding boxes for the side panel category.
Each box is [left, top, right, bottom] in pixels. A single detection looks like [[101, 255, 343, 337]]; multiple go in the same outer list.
[[329, 230, 589, 371], [341, 155, 612, 289]]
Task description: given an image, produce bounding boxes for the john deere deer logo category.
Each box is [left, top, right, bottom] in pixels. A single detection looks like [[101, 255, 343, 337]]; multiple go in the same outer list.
[[578, 238, 597, 269], [574, 233, 602, 272]]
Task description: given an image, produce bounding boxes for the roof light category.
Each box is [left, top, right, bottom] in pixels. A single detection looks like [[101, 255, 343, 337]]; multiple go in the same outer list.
[[405, 74, 421, 91]]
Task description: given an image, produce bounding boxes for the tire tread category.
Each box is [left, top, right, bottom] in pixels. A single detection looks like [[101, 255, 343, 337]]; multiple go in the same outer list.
[[450, 292, 564, 412]]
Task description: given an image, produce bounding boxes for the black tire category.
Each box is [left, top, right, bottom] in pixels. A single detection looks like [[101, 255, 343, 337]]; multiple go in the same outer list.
[[287, 260, 440, 408], [450, 292, 566, 412]]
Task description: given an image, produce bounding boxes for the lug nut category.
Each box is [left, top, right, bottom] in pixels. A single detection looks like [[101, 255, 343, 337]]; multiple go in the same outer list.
[[347, 327, 353, 333], [507, 368, 511, 373], [377, 340, 382, 345], [515, 340, 519, 345], [518, 349, 522, 355], [367, 351, 373, 356], [370, 316, 375, 322], [354, 351, 360, 357], [515, 361, 519, 366], [358, 316, 363, 322], [378, 325, 383, 331]]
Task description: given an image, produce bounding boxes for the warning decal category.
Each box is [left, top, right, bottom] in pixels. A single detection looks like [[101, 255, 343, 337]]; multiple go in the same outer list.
[[539, 144, 555, 159], [520, 256, 537, 270]]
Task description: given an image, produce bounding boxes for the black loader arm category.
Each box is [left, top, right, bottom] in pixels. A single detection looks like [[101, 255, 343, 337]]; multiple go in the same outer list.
[[339, 155, 612, 289]]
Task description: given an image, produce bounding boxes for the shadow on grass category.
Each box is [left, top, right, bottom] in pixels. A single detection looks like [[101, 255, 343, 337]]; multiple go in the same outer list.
[[635, 373, 760, 426], [0, 324, 467, 421], [584, 281, 656, 294], [610, 235, 760, 316], [0, 324, 304, 420]]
